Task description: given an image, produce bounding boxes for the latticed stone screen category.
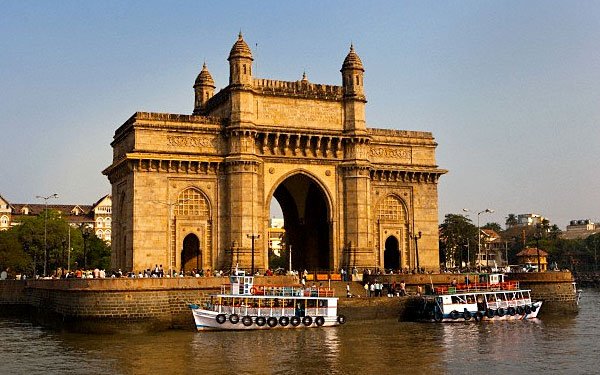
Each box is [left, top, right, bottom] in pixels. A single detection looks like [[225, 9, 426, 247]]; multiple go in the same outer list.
[[176, 188, 210, 217], [377, 195, 406, 222]]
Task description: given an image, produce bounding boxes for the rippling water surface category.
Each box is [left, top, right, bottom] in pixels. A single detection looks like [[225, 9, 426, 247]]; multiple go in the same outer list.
[[1, 289, 597, 375]]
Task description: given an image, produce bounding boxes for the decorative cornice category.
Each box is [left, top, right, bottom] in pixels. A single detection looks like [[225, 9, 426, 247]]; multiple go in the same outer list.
[[370, 167, 447, 184]]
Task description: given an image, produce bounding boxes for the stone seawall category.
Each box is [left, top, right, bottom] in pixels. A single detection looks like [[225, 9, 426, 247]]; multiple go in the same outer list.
[[0, 271, 578, 332], [0, 276, 293, 332]]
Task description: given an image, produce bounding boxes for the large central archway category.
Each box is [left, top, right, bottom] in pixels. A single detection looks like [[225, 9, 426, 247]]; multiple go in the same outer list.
[[271, 173, 331, 271]]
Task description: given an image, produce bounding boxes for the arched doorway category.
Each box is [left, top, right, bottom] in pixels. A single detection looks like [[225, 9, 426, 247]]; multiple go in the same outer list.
[[271, 173, 331, 271], [384, 236, 400, 271], [181, 233, 200, 273]]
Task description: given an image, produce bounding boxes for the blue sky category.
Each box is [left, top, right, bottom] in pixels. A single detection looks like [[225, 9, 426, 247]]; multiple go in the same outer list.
[[1, 1, 599, 228]]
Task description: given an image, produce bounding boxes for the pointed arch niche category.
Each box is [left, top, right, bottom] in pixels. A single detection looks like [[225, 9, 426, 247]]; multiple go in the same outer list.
[[376, 194, 410, 271], [173, 187, 212, 272]]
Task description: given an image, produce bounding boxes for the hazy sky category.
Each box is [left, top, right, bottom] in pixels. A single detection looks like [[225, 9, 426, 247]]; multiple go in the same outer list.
[[1, 1, 598, 228]]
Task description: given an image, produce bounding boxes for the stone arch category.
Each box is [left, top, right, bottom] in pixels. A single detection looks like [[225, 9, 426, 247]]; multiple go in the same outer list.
[[376, 194, 410, 269], [181, 233, 201, 273], [266, 170, 334, 271], [383, 235, 400, 271], [174, 186, 212, 271]]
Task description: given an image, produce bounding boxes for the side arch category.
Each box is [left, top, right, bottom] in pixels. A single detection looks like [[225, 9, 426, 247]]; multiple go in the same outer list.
[[174, 187, 212, 273], [376, 194, 410, 270]]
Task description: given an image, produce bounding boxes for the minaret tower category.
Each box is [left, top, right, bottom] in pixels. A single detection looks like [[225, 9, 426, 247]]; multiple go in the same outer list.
[[341, 44, 366, 133], [228, 32, 253, 86], [193, 62, 215, 115]]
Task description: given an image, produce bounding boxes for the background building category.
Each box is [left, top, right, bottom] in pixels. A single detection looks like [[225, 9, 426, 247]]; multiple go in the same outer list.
[[0, 194, 112, 243]]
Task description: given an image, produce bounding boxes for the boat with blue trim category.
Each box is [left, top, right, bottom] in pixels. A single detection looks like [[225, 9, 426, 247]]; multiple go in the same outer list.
[[189, 271, 346, 330], [418, 273, 542, 322]]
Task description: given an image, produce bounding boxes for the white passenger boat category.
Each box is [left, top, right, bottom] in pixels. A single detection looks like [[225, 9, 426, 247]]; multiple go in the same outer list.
[[419, 273, 542, 322], [189, 272, 346, 331]]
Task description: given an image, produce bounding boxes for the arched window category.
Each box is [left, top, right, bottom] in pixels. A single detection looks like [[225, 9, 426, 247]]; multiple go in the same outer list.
[[105, 217, 111, 228], [176, 188, 209, 217], [0, 215, 9, 227], [96, 229, 103, 238], [104, 230, 111, 241], [378, 195, 406, 222], [175, 188, 211, 267], [96, 217, 103, 228]]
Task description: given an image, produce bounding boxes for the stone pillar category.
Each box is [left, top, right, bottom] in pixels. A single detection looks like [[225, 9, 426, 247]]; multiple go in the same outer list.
[[341, 161, 372, 268]]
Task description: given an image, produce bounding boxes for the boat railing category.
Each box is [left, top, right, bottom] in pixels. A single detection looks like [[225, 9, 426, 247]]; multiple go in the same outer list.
[[220, 284, 335, 297], [435, 281, 520, 295], [215, 305, 329, 317]]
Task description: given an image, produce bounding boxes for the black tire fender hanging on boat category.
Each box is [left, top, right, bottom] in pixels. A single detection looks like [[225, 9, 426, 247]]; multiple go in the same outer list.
[[267, 317, 278, 327], [485, 309, 495, 319], [463, 309, 472, 321], [531, 304, 537, 312], [242, 316, 253, 326], [216, 314, 227, 324], [279, 316, 290, 327], [474, 311, 484, 322], [302, 316, 313, 326], [507, 307, 516, 316], [315, 316, 325, 326], [496, 308, 505, 317], [449, 310, 460, 320], [337, 315, 347, 325], [255, 316, 266, 327], [524, 305, 532, 314], [516, 306, 524, 315], [290, 316, 301, 326], [229, 313, 240, 324]]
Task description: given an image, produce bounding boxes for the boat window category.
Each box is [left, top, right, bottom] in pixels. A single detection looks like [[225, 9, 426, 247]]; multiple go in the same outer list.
[[451, 296, 462, 304], [466, 295, 475, 304], [307, 299, 317, 308]]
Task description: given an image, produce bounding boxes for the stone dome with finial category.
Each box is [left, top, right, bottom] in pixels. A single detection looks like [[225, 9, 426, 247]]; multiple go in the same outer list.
[[195, 63, 215, 87], [228, 32, 253, 60], [341, 44, 364, 71]]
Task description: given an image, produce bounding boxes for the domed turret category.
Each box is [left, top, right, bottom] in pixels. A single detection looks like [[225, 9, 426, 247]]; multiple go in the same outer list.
[[341, 44, 365, 98], [193, 63, 216, 114], [341, 44, 366, 132], [195, 62, 215, 87], [228, 32, 253, 60], [228, 32, 253, 85], [341, 44, 364, 72]]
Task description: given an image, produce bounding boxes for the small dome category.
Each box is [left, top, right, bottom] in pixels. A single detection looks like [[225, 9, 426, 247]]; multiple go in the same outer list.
[[341, 44, 364, 71], [228, 32, 253, 60], [195, 63, 215, 87]]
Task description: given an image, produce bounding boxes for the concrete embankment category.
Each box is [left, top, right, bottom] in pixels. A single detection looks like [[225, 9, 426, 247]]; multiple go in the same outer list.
[[0, 271, 578, 332]]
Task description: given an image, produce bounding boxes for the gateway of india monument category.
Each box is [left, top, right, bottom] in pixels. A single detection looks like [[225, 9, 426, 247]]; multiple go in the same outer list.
[[103, 33, 447, 275]]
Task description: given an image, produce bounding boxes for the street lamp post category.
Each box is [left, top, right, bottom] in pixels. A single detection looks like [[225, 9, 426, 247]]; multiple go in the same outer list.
[[247, 234, 260, 275], [411, 231, 422, 272], [36, 193, 58, 277], [534, 228, 542, 272], [463, 208, 494, 272], [82, 226, 91, 270]]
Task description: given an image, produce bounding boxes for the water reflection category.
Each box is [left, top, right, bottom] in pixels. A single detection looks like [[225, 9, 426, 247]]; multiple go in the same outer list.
[[0, 289, 598, 374]]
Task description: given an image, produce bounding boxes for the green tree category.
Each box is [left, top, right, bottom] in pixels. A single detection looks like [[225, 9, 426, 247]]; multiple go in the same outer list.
[[0, 230, 31, 275], [505, 214, 518, 228], [482, 222, 502, 233], [439, 214, 478, 269]]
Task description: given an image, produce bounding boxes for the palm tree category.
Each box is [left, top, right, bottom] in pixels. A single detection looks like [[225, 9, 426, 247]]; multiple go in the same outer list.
[[505, 214, 518, 228]]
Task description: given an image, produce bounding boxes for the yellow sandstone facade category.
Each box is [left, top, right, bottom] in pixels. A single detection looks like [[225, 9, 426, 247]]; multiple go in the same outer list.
[[103, 34, 446, 274]]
